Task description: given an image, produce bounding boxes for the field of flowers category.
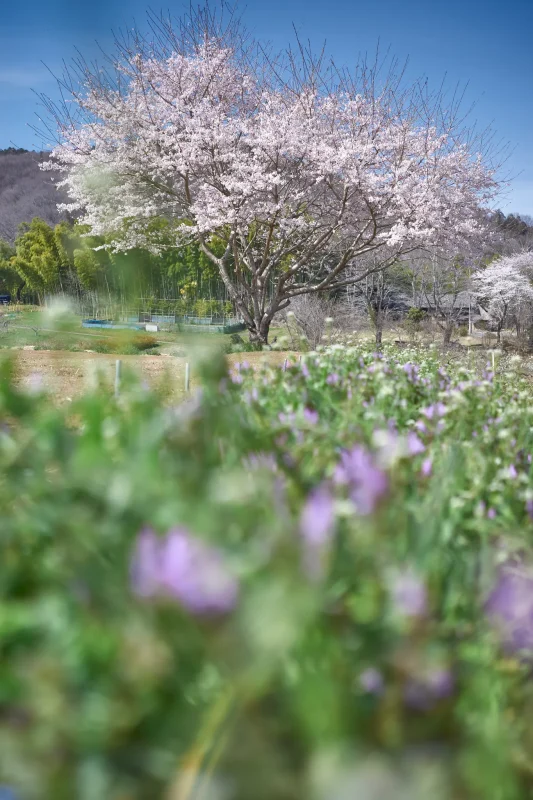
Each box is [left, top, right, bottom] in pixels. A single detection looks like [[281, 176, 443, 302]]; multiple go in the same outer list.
[[2, 343, 533, 799]]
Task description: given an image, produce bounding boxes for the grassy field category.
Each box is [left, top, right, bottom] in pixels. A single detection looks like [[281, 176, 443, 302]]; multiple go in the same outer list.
[[0, 308, 232, 354], [0, 307, 296, 401]]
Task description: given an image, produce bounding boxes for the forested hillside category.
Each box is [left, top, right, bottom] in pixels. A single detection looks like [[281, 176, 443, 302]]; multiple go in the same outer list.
[[0, 147, 68, 242]]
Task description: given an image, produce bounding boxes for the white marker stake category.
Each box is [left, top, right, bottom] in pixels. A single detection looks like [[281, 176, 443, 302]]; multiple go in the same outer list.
[[115, 359, 122, 398], [185, 362, 190, 392]]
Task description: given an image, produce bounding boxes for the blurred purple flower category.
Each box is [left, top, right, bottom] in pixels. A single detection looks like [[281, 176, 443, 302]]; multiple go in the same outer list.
[[161, 529, 239, 614], [131, 528, 238, 615], [403, 362, 419, 381], [326, 372, 340, 385], [300, 361, 310, 378], [243, 387, 259, 404], [414, 420, 427, 434], [487, 508, 497, 519], [421, 403, 447, 420], [278, 411, 296, 426], [389, 568, 428, 618], [334, 446, 388, 515], [421, 457, 433, 477], [303, 407, 319, 424], [359, 667, 384, 695], [526, 499, 533, 519], [486, 564, 533, 653], [508, 464, 518, 479], [231, 373, 243, 385], [300, 485, 335, 547], [299, 484, 335, 579], [406, 432, 425, 456]]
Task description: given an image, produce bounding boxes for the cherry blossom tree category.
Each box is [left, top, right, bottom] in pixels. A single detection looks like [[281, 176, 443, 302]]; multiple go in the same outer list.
[[40, 5, 500, 343], [473, 253, 533, 342]]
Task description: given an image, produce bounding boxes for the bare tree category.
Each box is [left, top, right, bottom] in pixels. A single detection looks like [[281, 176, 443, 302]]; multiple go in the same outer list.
[[284, 293, 337, 349], [405, 251, 474, 344], [345, 255, 408, 345]]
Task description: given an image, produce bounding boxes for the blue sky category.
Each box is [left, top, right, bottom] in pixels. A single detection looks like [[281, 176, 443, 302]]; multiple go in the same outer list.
[[1, 0, 531, 215]]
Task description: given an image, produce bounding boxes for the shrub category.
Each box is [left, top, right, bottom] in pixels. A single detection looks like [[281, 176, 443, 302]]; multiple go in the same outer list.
[[90, 336, 112, 353], [132, 333, 158, 351]]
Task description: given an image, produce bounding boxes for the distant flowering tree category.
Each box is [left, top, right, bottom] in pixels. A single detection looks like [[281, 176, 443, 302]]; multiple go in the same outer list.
[[473, 252, 533, 342], [41, 6, 499, 343]]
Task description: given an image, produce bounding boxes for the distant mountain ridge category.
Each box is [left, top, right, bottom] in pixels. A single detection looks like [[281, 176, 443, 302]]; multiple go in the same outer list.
[[0, 148, 69, 242]]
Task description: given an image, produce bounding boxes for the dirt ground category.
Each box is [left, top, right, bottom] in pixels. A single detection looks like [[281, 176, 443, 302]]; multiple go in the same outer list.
[[8, 348, 297, 403]]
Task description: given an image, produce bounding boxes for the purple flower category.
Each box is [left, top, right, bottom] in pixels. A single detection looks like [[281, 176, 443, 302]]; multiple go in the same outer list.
[[526, 499, 533, 519], [131, 528, 238, 615], [414, 420, 427, 434], [421, 403, 447, 420], [406, 432, 425, 456], [486, 564, 533, 653], [326, 373, 340, 385], [334, 446, 388, 515], [421, 457, 433, 477], [300, 485, 335, 546], [359, 668, 384, 695], [300, 361, 310, 378], [278, 411, 296, 426], [403, 362, 419, 381], [303, 407, 319, 425], [508, 464, 518, 479], [487, 508, 497, 519], [161, 529, 239, 614], [231, 373, 243, 385], [389, 568, 428, 618], [130, 528, 162, 598], [299, 484, 335, 578], [243, 388, 259, 404]]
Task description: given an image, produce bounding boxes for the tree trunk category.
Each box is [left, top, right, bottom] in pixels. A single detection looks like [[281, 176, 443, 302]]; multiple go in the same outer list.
[[443, 323, 454, 345], [247, 316, 271, 346]]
